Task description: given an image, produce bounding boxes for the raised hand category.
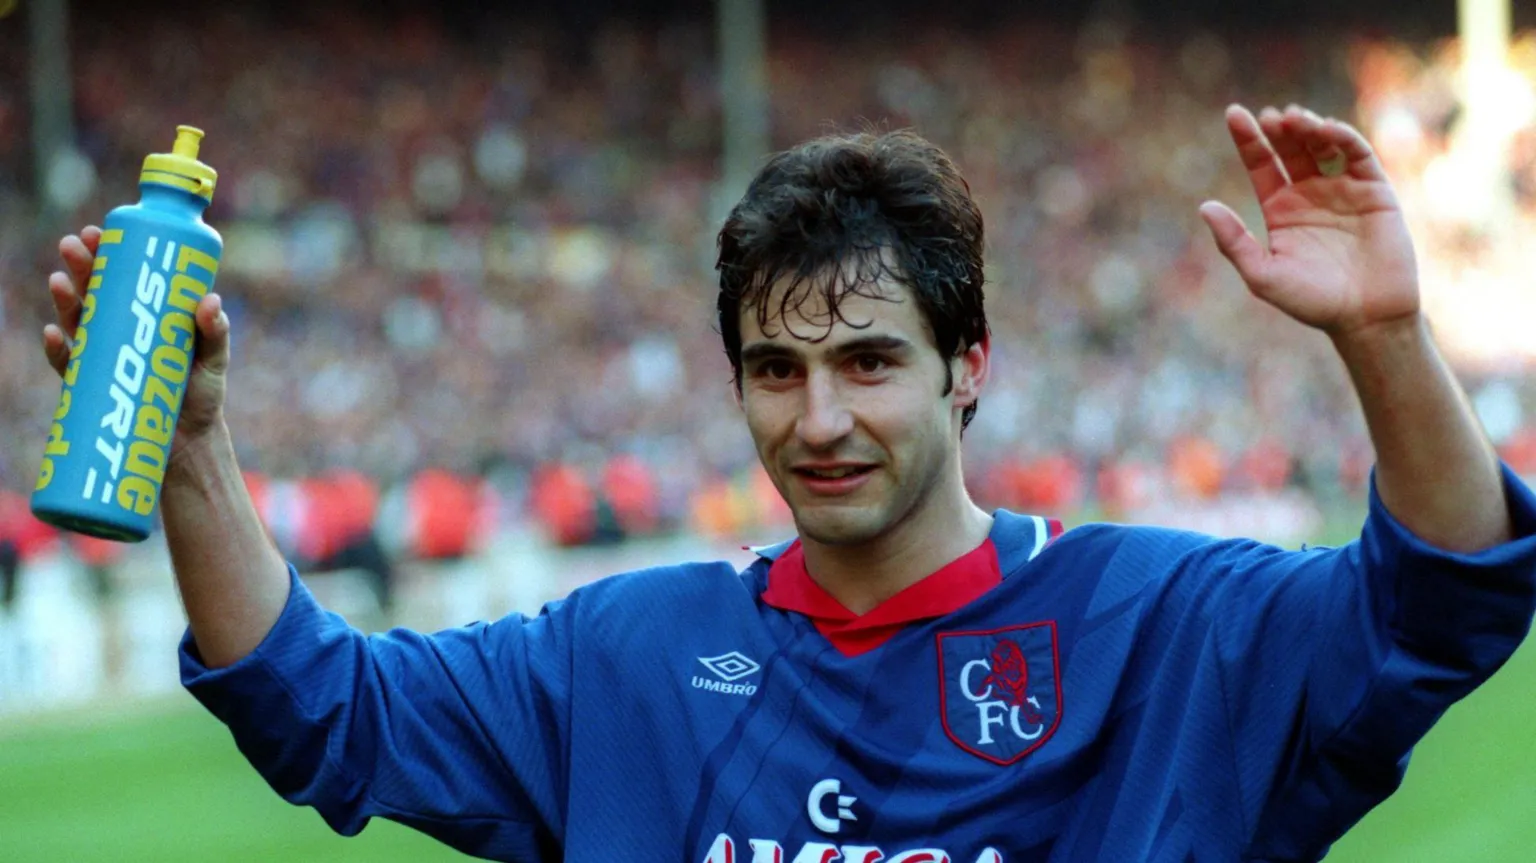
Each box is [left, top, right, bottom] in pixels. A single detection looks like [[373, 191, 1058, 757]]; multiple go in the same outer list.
[[44, 225, 233, 464], [1199, 104, 1420, 339]]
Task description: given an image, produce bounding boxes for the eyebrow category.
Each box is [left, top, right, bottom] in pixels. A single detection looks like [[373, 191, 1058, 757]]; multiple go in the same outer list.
[[739, 334, 916, 367]]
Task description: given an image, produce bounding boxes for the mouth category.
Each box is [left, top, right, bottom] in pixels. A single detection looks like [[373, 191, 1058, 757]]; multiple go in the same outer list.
[[790, 464, 878, 495]]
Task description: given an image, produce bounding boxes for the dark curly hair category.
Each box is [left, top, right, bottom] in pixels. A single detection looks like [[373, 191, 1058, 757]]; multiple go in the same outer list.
[[715, 129, 989, 429]]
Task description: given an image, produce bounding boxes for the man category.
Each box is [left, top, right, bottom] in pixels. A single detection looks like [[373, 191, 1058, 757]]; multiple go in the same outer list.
[[39, 105, 1536, 861]]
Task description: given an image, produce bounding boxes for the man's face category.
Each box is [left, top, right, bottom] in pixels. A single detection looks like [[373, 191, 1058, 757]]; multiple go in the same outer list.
[[737, 274, 985, 547]]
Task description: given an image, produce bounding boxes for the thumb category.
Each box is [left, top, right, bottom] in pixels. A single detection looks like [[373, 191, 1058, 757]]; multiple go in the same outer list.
[[193, 293, 232, 376], [1199, 201, 1269, 285]]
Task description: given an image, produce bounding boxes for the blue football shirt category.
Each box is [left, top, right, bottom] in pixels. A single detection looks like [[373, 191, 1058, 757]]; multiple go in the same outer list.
[[182, 467, 1536, 862]]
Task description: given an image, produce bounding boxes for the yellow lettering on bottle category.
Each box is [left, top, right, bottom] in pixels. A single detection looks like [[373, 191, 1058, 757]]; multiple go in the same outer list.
[[144, 376, 183, 413], [133, 404, 173, 448], [117, 476, 157, 515], [167, 274, 208, 313], [125, 440, 167, 486], [36, 415, 71, 491], [44, 422, 70, 457], [150, 344, 190, 385], [159, 310, 195, 352], [176, 244, 220, 278]]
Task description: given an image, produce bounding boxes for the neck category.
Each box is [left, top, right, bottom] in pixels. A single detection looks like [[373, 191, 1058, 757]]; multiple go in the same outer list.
[[798, 462, 992, 615]]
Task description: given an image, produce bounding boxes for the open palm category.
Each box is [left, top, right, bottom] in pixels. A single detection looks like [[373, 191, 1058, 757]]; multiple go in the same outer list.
[[1200, 105, 1420, 337]]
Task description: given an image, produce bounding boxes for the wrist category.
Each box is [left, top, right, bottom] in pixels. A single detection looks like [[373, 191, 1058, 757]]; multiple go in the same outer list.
[[165, 417, 233, 488], [1329, 312, 1430, 364]]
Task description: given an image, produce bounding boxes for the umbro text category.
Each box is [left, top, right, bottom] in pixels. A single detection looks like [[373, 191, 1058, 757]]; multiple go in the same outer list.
[[692, 677, 759, 696]]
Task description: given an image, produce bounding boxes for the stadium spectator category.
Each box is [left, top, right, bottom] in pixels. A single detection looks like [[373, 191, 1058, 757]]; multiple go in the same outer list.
[[2, 4, 1534, 552]]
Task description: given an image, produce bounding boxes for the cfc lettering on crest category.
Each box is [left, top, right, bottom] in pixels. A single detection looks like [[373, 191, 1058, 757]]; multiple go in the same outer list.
[[937, 623, 1062, 766], [958, 642, 1045, 746]]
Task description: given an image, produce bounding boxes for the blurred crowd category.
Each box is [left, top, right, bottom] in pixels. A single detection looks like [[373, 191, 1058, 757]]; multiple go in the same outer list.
[[3, 3, 1536, 571]]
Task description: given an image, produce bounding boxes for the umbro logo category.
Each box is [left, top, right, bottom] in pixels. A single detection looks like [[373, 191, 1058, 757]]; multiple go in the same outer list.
[[693, 651, 761, 696], [699, 652, 760, 681]]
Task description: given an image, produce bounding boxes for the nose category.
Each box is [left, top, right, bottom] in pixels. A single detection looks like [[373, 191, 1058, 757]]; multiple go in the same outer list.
[[795, 369, 854, 449]]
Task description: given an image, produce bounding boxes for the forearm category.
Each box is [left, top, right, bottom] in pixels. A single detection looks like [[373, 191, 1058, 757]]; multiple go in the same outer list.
[[1334, 314, 1512, 552], [163, 419, 290, 668]]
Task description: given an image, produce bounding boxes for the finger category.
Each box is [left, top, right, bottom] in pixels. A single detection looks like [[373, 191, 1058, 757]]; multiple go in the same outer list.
[[192, 293, 232, 376], [49, 271, 84, 337], [42, 324, 71, 377], [1259, 106, 1316, 184], [1224, 104, 1288, 202], [1283, 107, 1349, 180], [1199, 200, 1270, 286], [1315, 118, 1388, 182], [80, 225, 102, 254], [59, 234, 96, 299]]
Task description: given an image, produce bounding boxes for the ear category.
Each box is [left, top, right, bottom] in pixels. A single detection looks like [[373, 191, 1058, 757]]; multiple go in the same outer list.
[[730, 377, 744, 412], [951, 337, 989, 409]]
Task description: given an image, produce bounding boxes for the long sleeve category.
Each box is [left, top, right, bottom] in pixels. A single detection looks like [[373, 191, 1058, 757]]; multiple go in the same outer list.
[[180, 565, 571, 861], [1171, 464, 1536, 859]]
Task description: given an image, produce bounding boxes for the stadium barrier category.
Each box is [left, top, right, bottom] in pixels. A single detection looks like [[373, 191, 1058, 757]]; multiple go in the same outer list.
[[0, 531, 758, 717]]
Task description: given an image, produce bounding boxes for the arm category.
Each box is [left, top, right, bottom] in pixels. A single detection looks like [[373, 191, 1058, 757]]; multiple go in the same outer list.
[[162, 421, 291, 667], [50, 228, 287, 667], [1199, 104, 1511, 554], [181, 574, 572, 858], [47, 231, 571, 856], [1333, 317, 1509, 552], [182, 572, 572, 858], [1164, 489, 1536, 860], [1192, 104, 1535, 854]]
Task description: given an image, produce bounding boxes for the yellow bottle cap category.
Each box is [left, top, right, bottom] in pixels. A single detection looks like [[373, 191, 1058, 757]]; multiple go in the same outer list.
[[140, 125, 218, 202]]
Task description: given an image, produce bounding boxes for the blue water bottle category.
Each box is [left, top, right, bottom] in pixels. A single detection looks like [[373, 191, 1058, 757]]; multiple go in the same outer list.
[[31, 126, 222, 542]]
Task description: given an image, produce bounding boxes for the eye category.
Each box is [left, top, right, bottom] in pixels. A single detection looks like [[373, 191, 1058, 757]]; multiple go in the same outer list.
[[757, 359, 796, 381], [852, 354, 888, 375]]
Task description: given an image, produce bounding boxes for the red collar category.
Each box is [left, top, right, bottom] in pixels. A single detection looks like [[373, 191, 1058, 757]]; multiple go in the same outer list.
[[761, 538, 1002, 657]]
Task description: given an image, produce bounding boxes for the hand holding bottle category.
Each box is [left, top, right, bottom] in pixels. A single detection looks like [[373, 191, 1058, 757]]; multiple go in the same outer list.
[[32, 126, 227, 542], [44, 225, 232, 456]]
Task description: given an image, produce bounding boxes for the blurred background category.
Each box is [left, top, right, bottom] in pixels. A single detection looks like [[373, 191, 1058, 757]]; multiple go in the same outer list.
[[1, 0, 1535, 859]]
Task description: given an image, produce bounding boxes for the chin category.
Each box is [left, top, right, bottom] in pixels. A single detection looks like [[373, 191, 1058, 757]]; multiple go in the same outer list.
[[792, 504, 891, 547]]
